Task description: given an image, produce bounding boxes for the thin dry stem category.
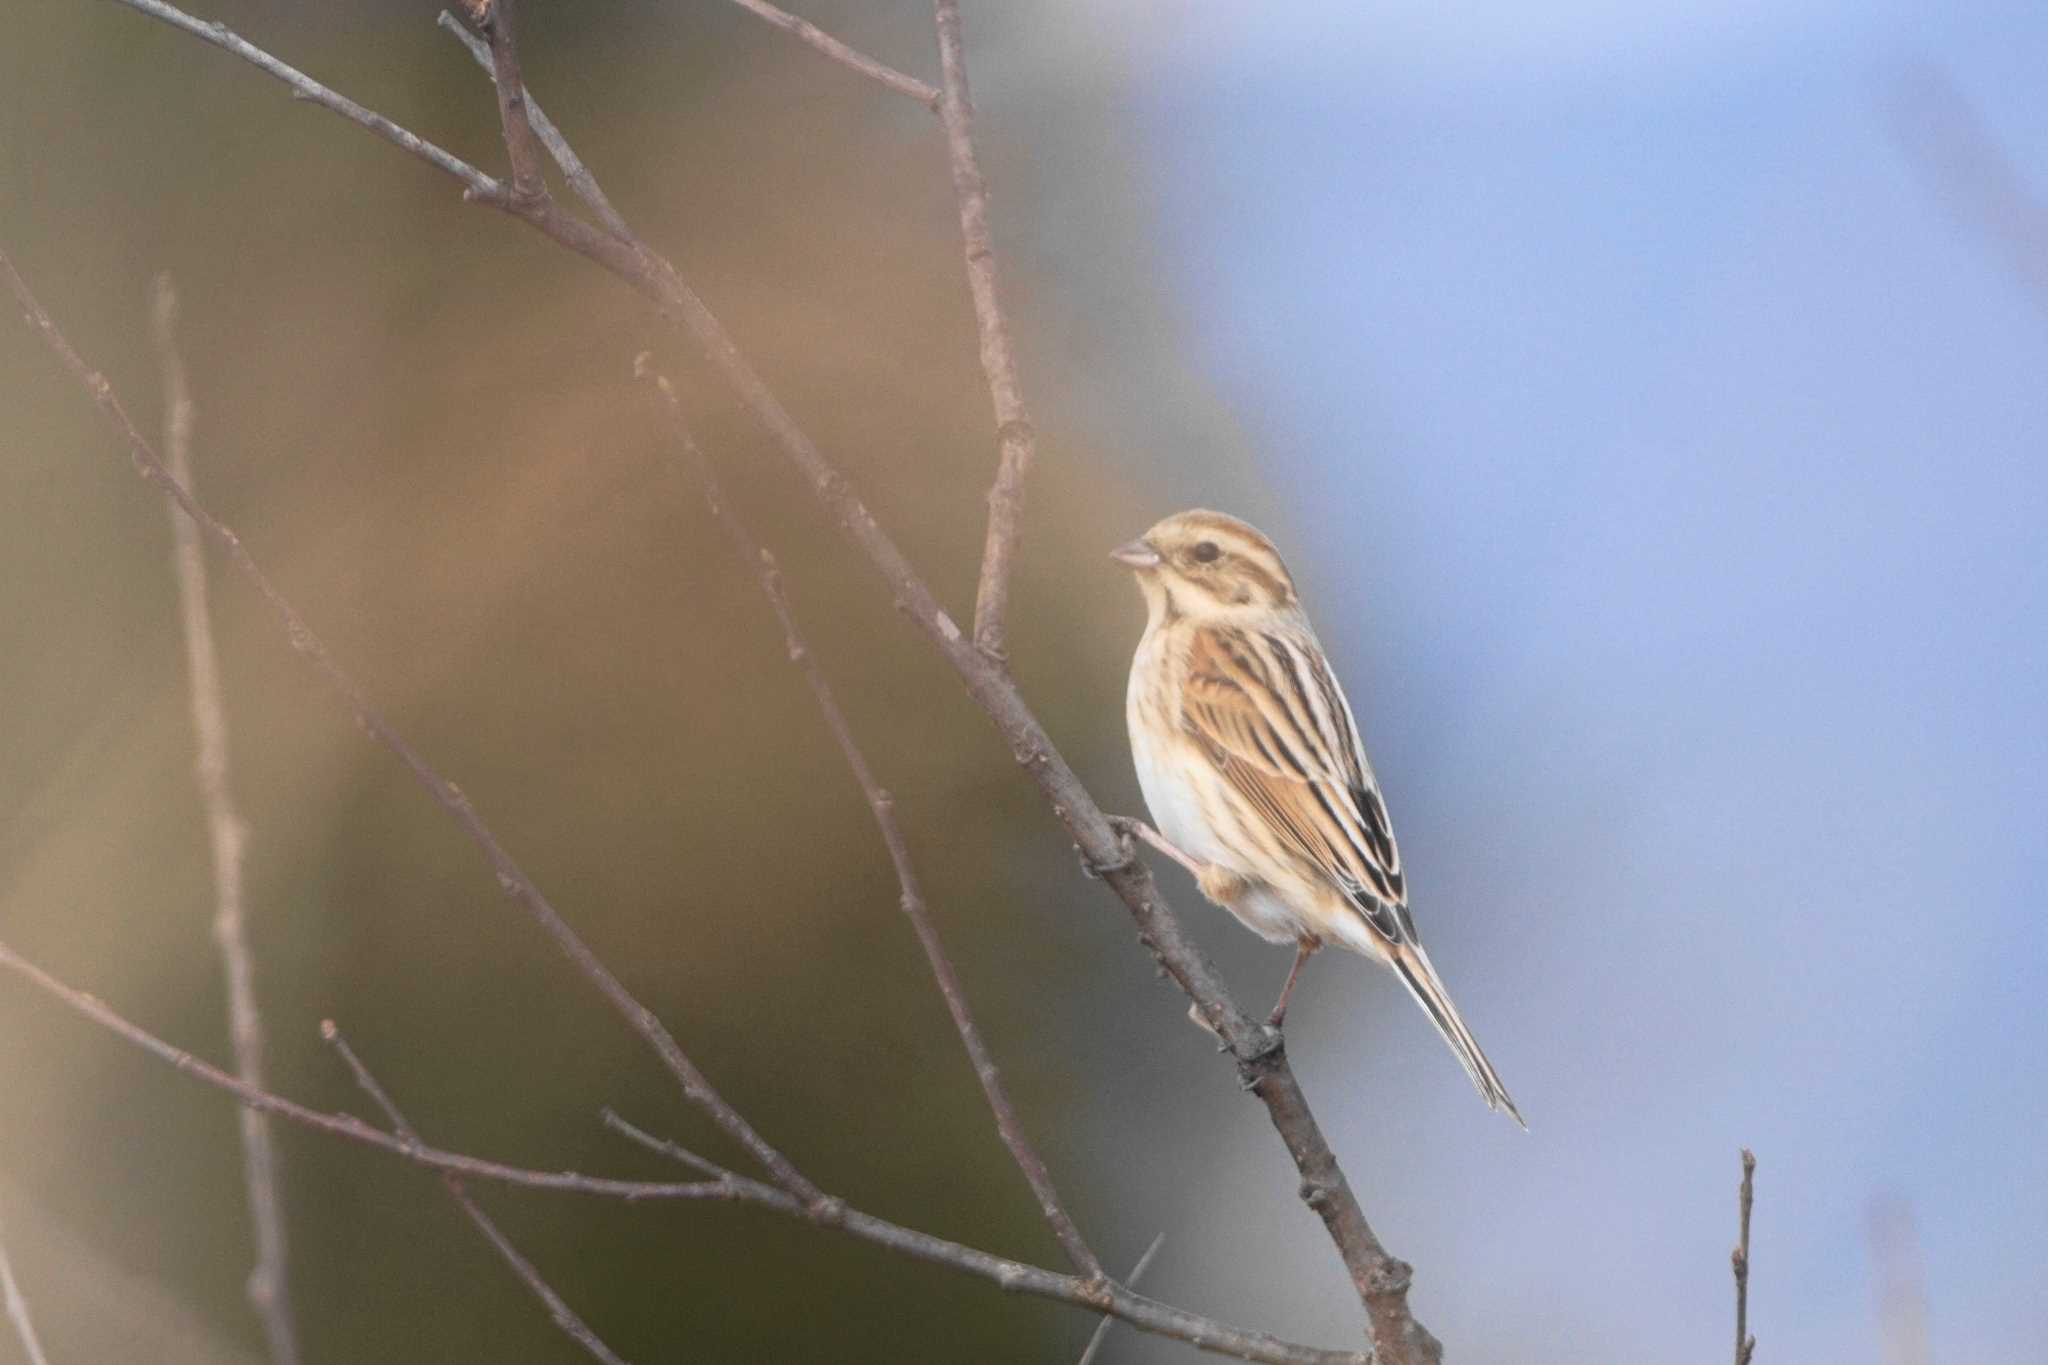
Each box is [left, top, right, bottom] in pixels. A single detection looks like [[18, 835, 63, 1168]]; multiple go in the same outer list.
[[712, 0, 940, 108], [473, 0, 548, 202], [933, 0, 1039, 662], [598, 1108, 732, 1182], [323, 1023, 632, 1365], [0, 937, 728, 1199], [638, 359, 1105, 1285], [67, 9, 1443, 1357], [607, 1112, 1358, 1365], [1734, 1148, 1756, 1365], [437, 12, 629, 237], [0, 241, 820, 1209], [0, 940, 1361, 1365], [110, 0, 499, 195], [0, 1223, 52, 1365], [151, 274, 300, 1365], [1078, 1233, 1166, 1365]]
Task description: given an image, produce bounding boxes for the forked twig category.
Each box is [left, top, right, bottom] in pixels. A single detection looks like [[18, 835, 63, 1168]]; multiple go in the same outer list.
[[0, 241, 821, 1210], [152, 274, 300, 1365], [437, 12, 628, 237], [323, 1023, 631, 1365], [605, 1111, 1356, 1365], [0, 938, 718, 1200], [638, 358, 1106, 1285], [0, 940, 1365, 1365], [1078, 1233, 1166, 1365]]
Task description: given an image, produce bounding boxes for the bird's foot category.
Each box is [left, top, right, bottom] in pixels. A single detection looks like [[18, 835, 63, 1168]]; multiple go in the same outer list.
[[1076, 818, 1140, 880], [1184, 1002, 1285, 1062]]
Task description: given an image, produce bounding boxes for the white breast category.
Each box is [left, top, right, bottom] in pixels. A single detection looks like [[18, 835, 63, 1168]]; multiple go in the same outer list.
[[1125, 630, 1232, 867], [1125, 626, 1313, 945]]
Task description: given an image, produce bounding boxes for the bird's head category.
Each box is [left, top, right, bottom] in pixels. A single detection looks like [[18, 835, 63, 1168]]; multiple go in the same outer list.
[[1112, 509, 1299, 624]]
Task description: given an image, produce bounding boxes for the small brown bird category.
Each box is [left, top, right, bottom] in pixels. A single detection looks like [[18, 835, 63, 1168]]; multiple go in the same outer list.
[[1115, 509, 1523, 1126]]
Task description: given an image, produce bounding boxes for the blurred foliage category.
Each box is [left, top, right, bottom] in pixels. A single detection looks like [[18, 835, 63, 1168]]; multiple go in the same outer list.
[[0, 2, 1301, 1362]]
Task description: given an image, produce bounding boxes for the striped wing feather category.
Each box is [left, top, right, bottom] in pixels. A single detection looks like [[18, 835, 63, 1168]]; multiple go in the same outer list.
[[1181, 625, 1414, 945]]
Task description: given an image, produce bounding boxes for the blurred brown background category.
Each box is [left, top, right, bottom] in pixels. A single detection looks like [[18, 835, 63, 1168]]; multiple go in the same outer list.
[[1, 2, 1316, 1362]]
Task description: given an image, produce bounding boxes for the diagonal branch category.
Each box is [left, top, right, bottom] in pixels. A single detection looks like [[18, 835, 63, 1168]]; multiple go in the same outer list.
[[0, 240, 821, 1211], [471, 0, 548, 203], [109, 0, 499, 195], [71, 9, 1443, 1358], [638, 358, 1106, 1286], [0, 939, 1364, 1365], [0, 1221, 52, 1365], [323, 1023, 632, 1365], [933, 0, 1040, 663], [1078, 1233, 1166, 1365], [438, 12, 629, 238], [606, 1112, 1360, 1365], [152, 274, 300, 1365], [0, 938, 722, 1200], [708, 0, 941, 109]]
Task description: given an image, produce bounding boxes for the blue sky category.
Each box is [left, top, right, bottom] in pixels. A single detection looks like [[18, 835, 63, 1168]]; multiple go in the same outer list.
[[1088, 1, 2048, 1358]]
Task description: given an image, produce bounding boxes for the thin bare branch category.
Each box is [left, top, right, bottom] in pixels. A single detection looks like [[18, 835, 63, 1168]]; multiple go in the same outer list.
[[602, 1109, 729, 1171], [150, 274, 300, 1365], [609, 1111, 1361, 1365], [437, 12, 629, 238], [0, 937, 718, 1200], [1733, 1148, 1757, 1365], [0, 1222, 52, 1365], [0, 240, 821, 1209], [108, 0, 498, 195], [471, 0, 548, 203], [0, 939, 1361, 1365], [933, 0, 1039, 662], [66, 11, 1444, 1356], [597, 1109, 734, 1182], [323, 1023, 632, 1365], [637, 358, 1106, 1284], [1078, 1233, 1166, 1365], [710, 0, 940, 109]]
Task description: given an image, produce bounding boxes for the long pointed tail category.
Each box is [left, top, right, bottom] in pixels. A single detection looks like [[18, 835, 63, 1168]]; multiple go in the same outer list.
[[1388, 942, 1525, 1129]]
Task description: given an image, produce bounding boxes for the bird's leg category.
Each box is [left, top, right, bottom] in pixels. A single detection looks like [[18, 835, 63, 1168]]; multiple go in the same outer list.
[[1107, 815, 1209, 879], [1266, 937, 1322, 1031]]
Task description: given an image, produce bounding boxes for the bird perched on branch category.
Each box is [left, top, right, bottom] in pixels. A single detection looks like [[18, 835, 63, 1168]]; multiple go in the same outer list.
[[1114, 509, 1523, 1126]]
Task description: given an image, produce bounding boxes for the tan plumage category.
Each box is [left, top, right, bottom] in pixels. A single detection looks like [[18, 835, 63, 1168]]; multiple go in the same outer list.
[[1115, 509, 1524, 1127]]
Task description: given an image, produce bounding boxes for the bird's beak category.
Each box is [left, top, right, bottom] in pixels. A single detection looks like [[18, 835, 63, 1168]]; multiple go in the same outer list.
[[1110, 538, 1162, 569]]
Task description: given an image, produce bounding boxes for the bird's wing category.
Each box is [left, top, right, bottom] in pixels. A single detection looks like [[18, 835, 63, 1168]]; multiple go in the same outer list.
[[1181, 624, 1412, 943]]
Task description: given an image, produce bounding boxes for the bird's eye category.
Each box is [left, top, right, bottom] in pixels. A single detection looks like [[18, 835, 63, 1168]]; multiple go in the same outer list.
[[1191, 541, 1221, 564]]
